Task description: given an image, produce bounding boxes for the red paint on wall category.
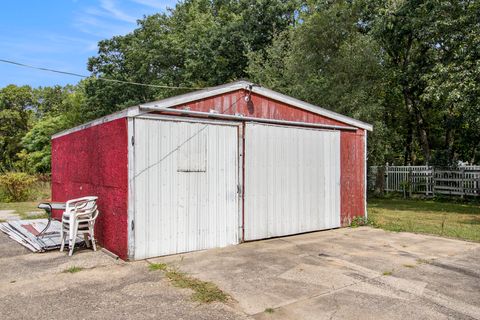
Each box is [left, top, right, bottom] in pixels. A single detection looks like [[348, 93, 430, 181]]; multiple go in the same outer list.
[[51, 118, 129, 260], [340, 130, 366, 225], [173, 89, 367, 222], [172, 90, 349, 127]]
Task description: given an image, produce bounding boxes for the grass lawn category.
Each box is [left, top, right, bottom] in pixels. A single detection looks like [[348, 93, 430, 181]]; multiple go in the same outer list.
[[368, 198, 480, 242], [0, 202, 46, 220]]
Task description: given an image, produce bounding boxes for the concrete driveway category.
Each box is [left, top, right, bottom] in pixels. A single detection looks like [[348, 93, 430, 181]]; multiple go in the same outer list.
[[0, 232, 246, 320], [152, 227, 480, 320]]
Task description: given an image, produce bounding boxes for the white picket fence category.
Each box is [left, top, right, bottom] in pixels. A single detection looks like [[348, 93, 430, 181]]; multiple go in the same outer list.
[[369, 165, 480, 197]]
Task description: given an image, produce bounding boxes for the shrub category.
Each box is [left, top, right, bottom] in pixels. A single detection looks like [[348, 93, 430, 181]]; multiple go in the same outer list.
[[0, 172, 37, 202], [350, 216, 368, 227]]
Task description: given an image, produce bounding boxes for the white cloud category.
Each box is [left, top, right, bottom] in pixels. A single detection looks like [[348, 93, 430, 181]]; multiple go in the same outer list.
[[130, 0, 168, 9], [99, 0, 137, 23], [73, 0, 140, 38], [72, 0, 173, 40]]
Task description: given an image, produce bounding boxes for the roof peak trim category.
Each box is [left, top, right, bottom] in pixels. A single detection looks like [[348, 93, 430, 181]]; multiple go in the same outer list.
[[140, 80, 372, 131]]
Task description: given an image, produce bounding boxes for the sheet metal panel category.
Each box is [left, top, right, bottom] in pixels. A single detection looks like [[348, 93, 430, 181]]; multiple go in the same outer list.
[[244, 123, 340, 240], [172, 90, 367, 222], [340, 130, 366, 225], [133, 119, 239, 259]]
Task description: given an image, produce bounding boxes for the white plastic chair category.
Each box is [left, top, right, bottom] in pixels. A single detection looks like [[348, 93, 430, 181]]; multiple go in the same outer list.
[[60, 196, 100, 256]]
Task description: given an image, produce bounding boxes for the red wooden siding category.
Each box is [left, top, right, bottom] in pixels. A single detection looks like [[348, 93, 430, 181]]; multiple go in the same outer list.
[[340, 130, 366, 225], [173, 89, 366, 223], [51, 118, 129, 259]]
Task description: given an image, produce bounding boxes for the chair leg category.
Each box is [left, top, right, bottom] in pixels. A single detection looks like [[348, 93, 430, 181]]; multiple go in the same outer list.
[[69, 223, 78, 256], [60, 228, 65, 252], [84, 233, 91, 248], [90, 225, 97, 252]]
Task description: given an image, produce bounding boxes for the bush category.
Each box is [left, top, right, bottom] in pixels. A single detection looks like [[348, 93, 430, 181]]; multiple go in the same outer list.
[[350, 216, 368, 228], [0, 172, 37, 202]]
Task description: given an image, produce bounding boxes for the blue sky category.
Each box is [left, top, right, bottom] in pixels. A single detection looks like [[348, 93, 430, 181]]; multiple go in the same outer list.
[[0, 0, 177, 87]]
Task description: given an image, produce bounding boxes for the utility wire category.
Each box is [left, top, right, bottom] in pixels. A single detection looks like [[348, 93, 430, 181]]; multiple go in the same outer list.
[[0, 58, 204, 90]]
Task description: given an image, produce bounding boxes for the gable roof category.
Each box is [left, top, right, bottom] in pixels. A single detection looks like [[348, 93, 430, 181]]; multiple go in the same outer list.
[[140, 80, 373, 131]]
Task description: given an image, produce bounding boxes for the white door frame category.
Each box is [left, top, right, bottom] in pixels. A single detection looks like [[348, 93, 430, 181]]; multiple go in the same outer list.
[[127, 115, 243, 260]]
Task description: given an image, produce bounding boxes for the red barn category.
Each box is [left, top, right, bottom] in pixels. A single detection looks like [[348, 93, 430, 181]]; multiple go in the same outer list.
[[51, 81, 372, 260]]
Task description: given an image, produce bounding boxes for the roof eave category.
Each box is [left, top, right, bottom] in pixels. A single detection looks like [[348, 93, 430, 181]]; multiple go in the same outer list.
[[138, 80, 374, 131], [251, 86, 373, 131]]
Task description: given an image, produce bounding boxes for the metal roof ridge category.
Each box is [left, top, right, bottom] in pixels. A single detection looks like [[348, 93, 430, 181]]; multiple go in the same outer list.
[[139, 80, 372, 131]]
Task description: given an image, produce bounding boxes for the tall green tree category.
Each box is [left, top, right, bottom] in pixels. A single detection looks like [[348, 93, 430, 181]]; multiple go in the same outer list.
[[0, 85, 34, 170], [17, 85, 86, 173], [85, 0, 300, 119], [249, 0, 480, 165], [363, 0, 480, 165], [247, 1, 399, 165]]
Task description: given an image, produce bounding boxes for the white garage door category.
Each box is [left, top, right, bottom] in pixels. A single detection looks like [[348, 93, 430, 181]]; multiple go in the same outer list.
[[133, 118, 239, 259], [244, 123, 340, 240]]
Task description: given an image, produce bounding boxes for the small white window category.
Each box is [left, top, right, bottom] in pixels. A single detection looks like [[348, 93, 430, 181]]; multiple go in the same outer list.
[[177, 129, 207, 172]]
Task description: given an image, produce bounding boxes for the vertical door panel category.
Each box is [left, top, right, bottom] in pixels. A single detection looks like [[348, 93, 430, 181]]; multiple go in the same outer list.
[[134, 119, 239, 259], [244, 123, 340, 240]]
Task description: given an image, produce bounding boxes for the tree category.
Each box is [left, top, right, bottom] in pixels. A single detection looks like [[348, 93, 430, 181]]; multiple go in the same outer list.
[[0, 85, 34, 170], [85, 0, 300, 119], [17, 85, 85, 173], [247, 1, 399, 165], [363, 0, 480, 165], [18, 115, 70, 173], [249, 0, 480, 165], [0, 83, 85, 173]]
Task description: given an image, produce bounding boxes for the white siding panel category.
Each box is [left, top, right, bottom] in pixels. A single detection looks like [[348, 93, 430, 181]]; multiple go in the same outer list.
[[133, 119, 239, 259], [244, 123, 340, 240]]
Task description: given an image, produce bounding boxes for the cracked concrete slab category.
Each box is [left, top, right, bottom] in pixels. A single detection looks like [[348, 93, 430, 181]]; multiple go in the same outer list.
[[152, 227, 480, 320], [0, 232, 249, 320], [2, 225, 479, 319]]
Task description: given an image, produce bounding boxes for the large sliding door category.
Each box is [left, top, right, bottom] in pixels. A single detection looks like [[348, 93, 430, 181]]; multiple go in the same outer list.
[[244, 123, 340, 240]]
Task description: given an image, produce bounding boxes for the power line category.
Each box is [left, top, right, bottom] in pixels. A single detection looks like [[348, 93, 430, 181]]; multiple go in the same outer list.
[[0, 58, 204, 90]]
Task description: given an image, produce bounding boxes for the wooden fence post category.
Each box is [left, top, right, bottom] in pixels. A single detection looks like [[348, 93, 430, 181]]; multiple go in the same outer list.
[[461, 167, 465, 199], [425, 166, 430, 196], [432, 167, 435, 197], [385, 162, 389, 194], [408, 167, 412, 198], [477, 173, 480, 196]]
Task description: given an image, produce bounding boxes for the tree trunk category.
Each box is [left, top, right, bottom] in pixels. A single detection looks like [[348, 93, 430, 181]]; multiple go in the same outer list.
[[445, 126, 455, 165], [402, 89, 431, 163], [404, 120, 413, 165], [471, 142, 479, 164]]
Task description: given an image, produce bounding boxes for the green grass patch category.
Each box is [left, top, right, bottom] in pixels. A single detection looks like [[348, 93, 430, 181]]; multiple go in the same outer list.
[[368, 198, 480, 242], [265, 308, 275, 314], [147, 262, 228, 303], [63, 266, 83, 273], [148, 263, 168, 271], [166, 269, 228, 303], [382, 271, 393, 276], [403, 264, 415, 268], [0, 201, 46, 220]]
